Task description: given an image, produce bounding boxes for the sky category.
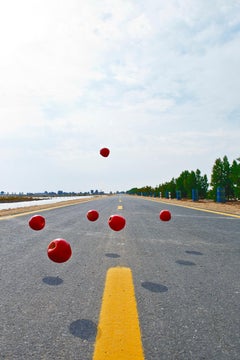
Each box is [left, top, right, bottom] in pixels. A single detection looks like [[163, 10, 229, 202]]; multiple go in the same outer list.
[[0, 0, 240, 194]]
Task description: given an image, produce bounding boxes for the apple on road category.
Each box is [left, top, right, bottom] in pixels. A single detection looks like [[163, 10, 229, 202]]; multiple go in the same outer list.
[[159, 210, 171, 221], [47, 239, 72, 263], [108, 214, 126, 231], [87, 209, 99, 221], [100, 147, 110, 157], [29, 215, 46, 231]]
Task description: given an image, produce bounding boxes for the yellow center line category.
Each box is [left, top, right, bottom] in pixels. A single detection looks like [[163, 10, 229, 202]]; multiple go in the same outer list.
[[93, 267, 145, 360], [117, 205, 123, 210]]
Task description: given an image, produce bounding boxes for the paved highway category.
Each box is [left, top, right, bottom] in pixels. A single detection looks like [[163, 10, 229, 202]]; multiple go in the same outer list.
[[0, 195, 239, 359]]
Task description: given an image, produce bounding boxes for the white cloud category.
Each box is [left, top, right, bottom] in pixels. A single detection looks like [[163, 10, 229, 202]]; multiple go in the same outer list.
[[0, 0, 240, 193], [127, 13, 153, 38]]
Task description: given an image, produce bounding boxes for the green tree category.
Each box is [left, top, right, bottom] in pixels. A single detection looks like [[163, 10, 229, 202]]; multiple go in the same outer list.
[[176, 170, 196, 198], [187, 171, 197, 198], [230, 159, 240, 199], [222, 155, 234, 199], [127, 187, 139, 195], [211, 155, 234, 200], [200, 174, 209, 198], [211, 157, 223, 191], [168, 178, 177, 198], [158, 178, 177, 198], [176, 170, 190, 198], [138, 185, 154, 196], [195, 169, 209, 198]]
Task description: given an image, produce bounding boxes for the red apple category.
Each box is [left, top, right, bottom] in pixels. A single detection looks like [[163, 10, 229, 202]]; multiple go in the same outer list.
[[47, 239, 72, 263], [29, 215, 45, 231], [159, 210, 171, 221], [100, 147, 110, 157], [87, 209, 99, 221], [108, 214, 126, 231]]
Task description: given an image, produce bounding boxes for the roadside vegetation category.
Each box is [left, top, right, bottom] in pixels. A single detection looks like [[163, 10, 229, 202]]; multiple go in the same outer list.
[[127, 155, 240, 201], [0, 195, 38, 203], [0, 191, 92, 203]]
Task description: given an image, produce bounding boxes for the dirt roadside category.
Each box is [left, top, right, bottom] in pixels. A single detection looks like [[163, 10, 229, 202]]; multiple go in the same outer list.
[[0, 197, 97, 218], [144, 197, 240, 216]]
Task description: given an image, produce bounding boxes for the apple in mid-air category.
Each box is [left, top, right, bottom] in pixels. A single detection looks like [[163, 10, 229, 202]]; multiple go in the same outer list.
[[87, 209, 99, 221], [159, 210, 171, 221], [29, 215, 46, 230], [47, 239, 72, 263], [100, 147, 110, 157], [108, 214, 126, 231]]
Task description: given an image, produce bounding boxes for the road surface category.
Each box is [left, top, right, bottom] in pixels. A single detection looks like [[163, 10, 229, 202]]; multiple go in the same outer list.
[[0, 195, 239, 359]]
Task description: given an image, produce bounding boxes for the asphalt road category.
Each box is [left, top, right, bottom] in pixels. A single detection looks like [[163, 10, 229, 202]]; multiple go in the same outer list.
[[0, 195, 239, 360]]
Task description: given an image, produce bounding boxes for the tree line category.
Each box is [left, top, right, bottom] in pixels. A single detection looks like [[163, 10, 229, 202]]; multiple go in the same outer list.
[[127, 155, 240, 201]]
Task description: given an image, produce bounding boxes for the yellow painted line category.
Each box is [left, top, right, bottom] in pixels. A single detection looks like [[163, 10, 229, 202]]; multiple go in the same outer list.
[[117, 205, 123, 210], [140, 197, 240, 219], [93, 267, 145, 360]]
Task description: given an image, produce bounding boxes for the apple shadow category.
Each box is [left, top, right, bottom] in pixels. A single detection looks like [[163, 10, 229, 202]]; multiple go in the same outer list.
[[69, 319, 97, 340], [141, 281, 168, 293], [185, 250, 203, 256], [42, 276, 63, 286], [105, 253, 121, 258], [176, 259, 196, 266]]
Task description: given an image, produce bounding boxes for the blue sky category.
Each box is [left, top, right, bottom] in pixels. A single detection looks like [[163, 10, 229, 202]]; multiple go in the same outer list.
[[0, 0, 240, 193]]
